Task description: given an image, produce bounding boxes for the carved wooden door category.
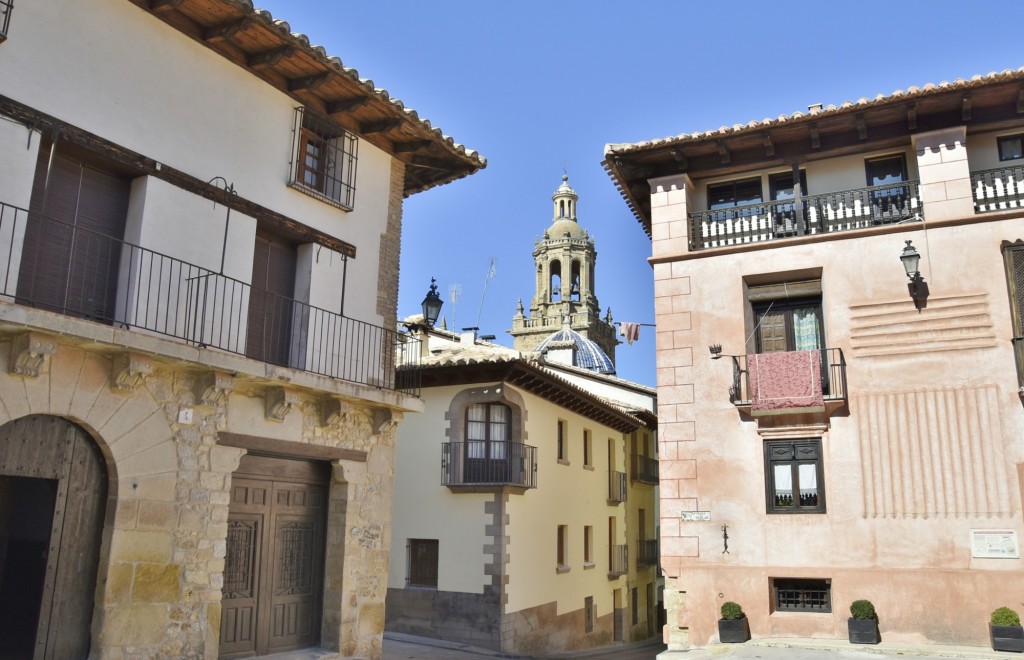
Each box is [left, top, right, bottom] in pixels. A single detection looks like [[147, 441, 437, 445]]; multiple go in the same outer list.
[[220, 456, 328, 658]]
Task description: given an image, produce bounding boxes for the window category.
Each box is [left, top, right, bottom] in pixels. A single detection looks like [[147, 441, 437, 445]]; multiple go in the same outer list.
[[583, 429, 592, 467], [999, 134, 1024, 161], [557, 525, 569, 572], [708, 177, 762, 210], [585, 596, 595, 633], [768, 170, 807, 201], [764, 440, 825, 513], [632, 587, 639, 626], [583, 525, 593, 566], [865, 155, 910, 224], [557, 419, 568, 463], [465, 403, 510, 482], [0, 0, 11, 41], [772, 578, 831, 613], [748, 280, 824, 354], [408, 539, 438, 588], [289, 107, 358, 210]]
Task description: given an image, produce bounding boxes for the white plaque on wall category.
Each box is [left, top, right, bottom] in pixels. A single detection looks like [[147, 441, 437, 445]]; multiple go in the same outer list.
[[680, 511, 711, 522], [970, 529, 1020, 559]]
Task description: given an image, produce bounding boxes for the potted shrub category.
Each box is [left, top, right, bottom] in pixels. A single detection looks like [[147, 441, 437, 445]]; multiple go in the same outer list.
[[848, 599, 880, 645], [718, 601, 750, 643], [990, 606, 1024, 653]]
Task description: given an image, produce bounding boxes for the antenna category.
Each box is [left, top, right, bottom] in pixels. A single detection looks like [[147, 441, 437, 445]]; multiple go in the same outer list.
[[448, 284, 462, 330], [476, 258, 496, 328]]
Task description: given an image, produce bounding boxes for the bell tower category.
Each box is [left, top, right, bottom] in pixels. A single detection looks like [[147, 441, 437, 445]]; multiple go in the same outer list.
[[509, 175, 618, 362]]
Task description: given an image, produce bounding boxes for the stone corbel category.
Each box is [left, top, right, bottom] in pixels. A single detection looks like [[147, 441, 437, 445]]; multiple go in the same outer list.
[[372, 408, 403, 435], [322, 398, 355, 427], [9, 332, 57, 377], [111, 352, 153, 393], [195, 371, 235, 407], [265, 386, 299, 422]]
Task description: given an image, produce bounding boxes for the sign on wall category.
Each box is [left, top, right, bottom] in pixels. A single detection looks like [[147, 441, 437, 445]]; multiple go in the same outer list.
[[680, 511, 711, 522], [970, 529, 1020, 559]]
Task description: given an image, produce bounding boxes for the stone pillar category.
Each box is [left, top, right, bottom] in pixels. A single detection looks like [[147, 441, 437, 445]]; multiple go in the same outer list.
[[650, 174, 694, 259], [912, 125, 974, 222]]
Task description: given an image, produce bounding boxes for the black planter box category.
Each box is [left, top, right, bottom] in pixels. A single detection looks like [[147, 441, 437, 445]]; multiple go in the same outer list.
[[848, 618, 880, 645], [990, 623, 1024, 653], [718, 616, 750, 643]]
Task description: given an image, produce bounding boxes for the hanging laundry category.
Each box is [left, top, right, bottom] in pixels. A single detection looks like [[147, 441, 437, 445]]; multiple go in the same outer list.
[[619, 322, 640, 345]]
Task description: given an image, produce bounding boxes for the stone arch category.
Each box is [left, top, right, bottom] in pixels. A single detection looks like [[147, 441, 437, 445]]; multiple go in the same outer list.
[[445, 384, 527, 444]]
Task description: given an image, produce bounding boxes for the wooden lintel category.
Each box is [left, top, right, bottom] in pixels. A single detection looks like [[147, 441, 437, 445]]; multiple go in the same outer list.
[[810, 124, 821, 150], [203, 16, 252, 43], [393, 140, 433, 154], [962, 94, 972, 122], [326, 96, 370, 115], [360, 118, 403, 134], [670, 148, 688, 170], [248, 45, 294, 70], [409, 155, 456, 171], [289, 72, 333, 92], [716, 140, 730, 165], [907, 103, 918, 130], [149, 0, 184, 13], [762, 134, 774, 157], [855, 114, 867, 140]]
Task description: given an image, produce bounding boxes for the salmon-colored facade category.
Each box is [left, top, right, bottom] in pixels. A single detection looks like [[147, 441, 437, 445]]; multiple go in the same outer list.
[[604, 69, 1024, 651]]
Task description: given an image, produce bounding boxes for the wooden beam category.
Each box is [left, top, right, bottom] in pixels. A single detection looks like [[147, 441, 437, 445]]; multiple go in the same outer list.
[[393, 140, 432, 154], [1017, 88, 1024, 114], [248, 45, 294, 70], [327, 96, 370, 115], [855, 114, 867, 140], [810, 124, 821, 150], [762, 134, 775, 157], [962, 94, 972, 122], [149, 0, 184, 13], [907, 103, 918, 130], [671, 148, 688, 170], [409, 155, 456, 172], [289, 72, 333, 92], [360, 118, 403, 134], [716, 140, 730, 165], [203, 16, 252, 44]]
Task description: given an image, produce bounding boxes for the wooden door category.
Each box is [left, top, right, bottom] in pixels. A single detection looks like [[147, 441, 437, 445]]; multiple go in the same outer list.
[[0, 415, 107, 660], [220, 455, 328, 658], [755, 308, 789, 353], [246, 236, 297, 367], [18, 148, 129, 323]]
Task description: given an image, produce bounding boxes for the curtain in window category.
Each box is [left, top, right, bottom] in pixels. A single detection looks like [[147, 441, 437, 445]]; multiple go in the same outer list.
[[792, 307, 821, 351], [798, 463, 818, 505], [773, 465, 793, 505], [467, 404, 487, 458], [489, 404, 508, 458]]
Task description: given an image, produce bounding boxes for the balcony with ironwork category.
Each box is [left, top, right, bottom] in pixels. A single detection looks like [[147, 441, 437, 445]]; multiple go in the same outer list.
[[723, 348, 847, 422], [0, 0, 11, 41], [688, 181, 922, 251], [608, 544, 628, 578], [971, 164, 1024, 213], [608, 470, 627, 503], [0, 200, 419, 393], [631, 454, 659, 485], [637, 539, 658, 569], [441, 441, 538, 494]]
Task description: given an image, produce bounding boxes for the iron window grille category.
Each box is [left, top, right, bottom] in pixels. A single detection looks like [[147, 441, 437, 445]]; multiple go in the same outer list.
[[407, 539, 438, 588], [773, 578, 831, 613], [289, 107, 358, 210], [0, 0, 11, 42]]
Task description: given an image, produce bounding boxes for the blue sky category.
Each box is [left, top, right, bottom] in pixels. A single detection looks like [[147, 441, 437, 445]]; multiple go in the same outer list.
[[257, 0, 1024, 385]]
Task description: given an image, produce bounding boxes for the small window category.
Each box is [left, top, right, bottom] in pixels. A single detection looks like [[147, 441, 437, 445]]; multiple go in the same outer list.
[[583, 526, 593, 566], [0, 0, 12, 42], [765, 440, 825, 513], [772, 578, 831, 613], [865, 155, 907, 187], [557, 419, 568, 463], [408, 539, 438, 588], [557, 525, 569, 572], [999, 134, 1024, 162], [768, 170, 808, 201], [289, 107, 358, 210], [583, 429, 592, 467], [708, 177, 763, 210], [585, 596, 595, 633]]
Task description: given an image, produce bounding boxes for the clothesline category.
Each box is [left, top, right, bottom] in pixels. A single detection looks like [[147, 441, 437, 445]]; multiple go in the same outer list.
[[614, 321, 654, 346]]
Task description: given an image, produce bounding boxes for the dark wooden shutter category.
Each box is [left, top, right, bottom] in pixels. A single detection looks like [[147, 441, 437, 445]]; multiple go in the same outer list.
[[246, 236, 296, 366]]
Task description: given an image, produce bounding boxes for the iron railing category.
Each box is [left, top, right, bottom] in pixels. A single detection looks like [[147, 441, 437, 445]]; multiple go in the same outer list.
[[0, 0, 11, 41], [632, 455, 659, 484], [689, 181, 922, 250], [637, 539, 658, 568], [971, 165, 1024, 214], [0, 201, 419, 393], [441, 441, 538, 489], [1012, 337, 1024, 392], [608, 544, 628, 577], [608, 470, 627, 503], [725, 347, 846, 408]]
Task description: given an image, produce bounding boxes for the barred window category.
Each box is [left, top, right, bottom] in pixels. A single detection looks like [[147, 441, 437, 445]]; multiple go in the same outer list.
[[408, 539, 438, 588], [289, 107, 358, 210], [772, 578, 831, 613], [0, 0, 11, 42]]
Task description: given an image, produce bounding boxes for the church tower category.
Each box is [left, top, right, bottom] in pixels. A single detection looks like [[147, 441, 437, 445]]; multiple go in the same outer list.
[[509, 175, 618, 367]]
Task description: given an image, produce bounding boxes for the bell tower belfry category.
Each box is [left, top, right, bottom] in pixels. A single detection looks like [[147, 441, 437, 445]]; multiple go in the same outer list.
[[509, 175, 618, 363]]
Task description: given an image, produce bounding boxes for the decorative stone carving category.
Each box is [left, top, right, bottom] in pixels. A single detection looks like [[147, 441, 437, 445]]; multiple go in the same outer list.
[[265, 386, 299, 422], [323, 398, 355, 427], [9, 332, 57, 377], [372, 408, 402, 434], [111, 352, 153, 393], [195, 371, 234, 407]]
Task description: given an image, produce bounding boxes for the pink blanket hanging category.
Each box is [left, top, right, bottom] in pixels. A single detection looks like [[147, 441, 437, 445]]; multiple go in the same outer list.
[[749, 350, 824, 416]]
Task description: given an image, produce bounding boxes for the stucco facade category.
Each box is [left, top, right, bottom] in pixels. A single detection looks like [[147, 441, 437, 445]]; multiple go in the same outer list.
[[0, 1, 482, 657], [604, 70, 1024, 652]]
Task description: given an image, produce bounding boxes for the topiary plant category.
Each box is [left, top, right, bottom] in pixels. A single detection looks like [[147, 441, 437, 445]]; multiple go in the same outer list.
[[991, 607, 1021, 627], [721, 601, 745, 620], [850, 599, 877, 621]]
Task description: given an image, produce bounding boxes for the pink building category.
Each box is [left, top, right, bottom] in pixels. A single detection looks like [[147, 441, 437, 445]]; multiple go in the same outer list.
[[604, 69, 1024, 651]]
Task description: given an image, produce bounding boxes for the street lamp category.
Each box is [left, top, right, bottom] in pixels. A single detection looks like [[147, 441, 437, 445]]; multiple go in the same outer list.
[[900, 240, 929, 311], [421, 278, 443, 328]]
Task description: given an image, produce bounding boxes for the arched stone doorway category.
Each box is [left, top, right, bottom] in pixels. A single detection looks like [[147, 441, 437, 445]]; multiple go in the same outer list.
[[0, 415, 108, 659]]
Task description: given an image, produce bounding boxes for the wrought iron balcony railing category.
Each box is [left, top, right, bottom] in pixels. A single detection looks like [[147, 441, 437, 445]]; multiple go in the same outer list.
[[725, 347, 847, 414], [637, 539, 658, 568], [608, 544, 628, 577], [0, 0, 11, 41], [971, 165, 1024, 213], [441, 441, 538, 489], [631, 455, 659, 485], [608, 470, 627, 503], [0, 200, 419, 393], [688, 181, 922, 250]]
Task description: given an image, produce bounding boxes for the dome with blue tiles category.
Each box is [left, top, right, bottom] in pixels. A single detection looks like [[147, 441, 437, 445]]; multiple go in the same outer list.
[[536, 327, 615, 374]]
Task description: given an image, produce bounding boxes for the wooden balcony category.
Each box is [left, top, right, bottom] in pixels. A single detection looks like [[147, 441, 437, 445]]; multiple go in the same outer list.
[[441, 441, 538, 494]]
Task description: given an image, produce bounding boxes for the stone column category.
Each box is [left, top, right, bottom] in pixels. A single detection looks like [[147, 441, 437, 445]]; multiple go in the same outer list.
[[650, 173, 694, 259], [912, 125, 974, 222]]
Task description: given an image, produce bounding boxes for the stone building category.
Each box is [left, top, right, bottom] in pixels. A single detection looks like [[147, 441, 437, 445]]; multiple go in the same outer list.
[[385, 179, 659, 654], [604, 69, 1024, 652], [0, 1, 482, 658]]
